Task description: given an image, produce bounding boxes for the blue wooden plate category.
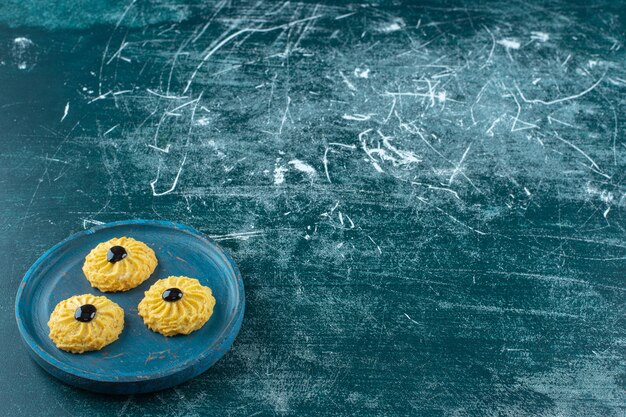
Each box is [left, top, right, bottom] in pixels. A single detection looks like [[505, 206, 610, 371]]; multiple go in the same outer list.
[[15, 220, 245, 394]]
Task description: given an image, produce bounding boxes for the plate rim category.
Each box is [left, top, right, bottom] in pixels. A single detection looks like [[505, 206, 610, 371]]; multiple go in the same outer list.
[[14, 219, 245, 384]]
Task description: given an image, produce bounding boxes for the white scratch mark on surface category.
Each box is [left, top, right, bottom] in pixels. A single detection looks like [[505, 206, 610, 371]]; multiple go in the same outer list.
[[183, 14, 323, 94], [288, 159, 316, 177], [448, 144, 472, 185], [44, 156, 68, 164], [209, 230, 267, 241], [438, 301, 580, 319], [103, 125, 118, 136], [486, 113, 506, 136], [607, 77, 626, 87], [106, 41, 129, 65], [19, 163, 48, 231], [480, 25, 496, 69], [339, 71, 357, 91], [329, 142, 357, 149], [345, 214, 355, 229], [561, 54, 572, 67], [195, 116, 210, 126], [585, 183, 614, 204], [115, 395, 134, 417], [408, 125, 481, 192], [148, 144, 171, 153], [418, 197, 487, 235], [515, 76, 604, 105], [60, 102, 69, 122], [88, 91, 112, 104], [273, 164, 288, 185], [83, 219, 104, 229], [360, 130, 421, 170], [530, 31, 550, 42], [379, 19, 404, 33], [166, 97, 202, 114], [13, 37, 36, 70], [342, 113, 373, 121], [497, 38, 521, 49], [187, 91, 202, 135], [547, 115, 574, 128], [553, 133, 608, 178], [371, 162, 384, 172], [404, 313, 419, 325], [146, 88, 189, 100], [354, 67, 370, 78], [279, 96, 291, 134], [368, 235, 382, 254], [323, 142, 356, 183], [509, 91, 539, 132], [384, 95, 397, 122], [150, 152, 188, 196], [335, 11, 356, 20], [191, 0, 228, 43], [382, 135, 422, 166], [323, 147, 332, 183], [412, 183, 462, 201], [497, 38, 520, 61], [97, 0, 135, 94]]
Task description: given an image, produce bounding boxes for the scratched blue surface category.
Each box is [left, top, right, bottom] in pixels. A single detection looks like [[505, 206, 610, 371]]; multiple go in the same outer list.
[[0, 0, 625, 415], [15, 220, 245, 394]]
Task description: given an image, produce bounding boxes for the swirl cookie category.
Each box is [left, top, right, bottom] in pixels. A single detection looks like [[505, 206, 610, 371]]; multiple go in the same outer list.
[[138, 276, 216, 336], [83, 237, 157, 292], [48, 294, 124, 353]]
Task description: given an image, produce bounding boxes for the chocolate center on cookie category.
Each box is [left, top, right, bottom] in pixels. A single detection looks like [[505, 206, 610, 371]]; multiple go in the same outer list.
[[162, 288, 183, 302], [107, 245, 127, 263], [74, 304, 97, 322]]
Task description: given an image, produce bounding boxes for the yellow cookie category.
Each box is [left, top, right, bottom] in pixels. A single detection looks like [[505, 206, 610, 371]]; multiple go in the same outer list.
[[82, 237, 157, 292], [138, 276, 216, 336], [48, 294, 124, 354]]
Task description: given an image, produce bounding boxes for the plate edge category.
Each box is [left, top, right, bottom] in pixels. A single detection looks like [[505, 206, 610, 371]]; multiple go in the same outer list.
[[15, 219, 246, 384]]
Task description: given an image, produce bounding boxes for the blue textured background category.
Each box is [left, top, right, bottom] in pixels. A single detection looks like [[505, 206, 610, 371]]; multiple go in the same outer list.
[[0, 0, 624, 415]]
